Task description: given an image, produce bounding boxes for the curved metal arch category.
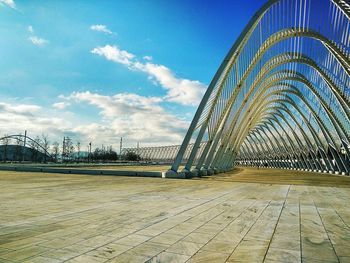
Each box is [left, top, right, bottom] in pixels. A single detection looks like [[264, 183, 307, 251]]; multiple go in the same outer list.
[[208, 50, 348, 161], [234, 52, 349, 130], [280, 85, 350, 147], [169, 0, 350, 176], [200, 62, 348, 173], [221, 95, 336, 171], [0, 134, 53, 160], [235, 93, 335, 155], [237, 110, 324, 170], [260, 119, 323, 170], [234, 101, 313, 156], [227, 64, 348, 152], [198, 52, 349, 162], [239, 98, 346, 171]]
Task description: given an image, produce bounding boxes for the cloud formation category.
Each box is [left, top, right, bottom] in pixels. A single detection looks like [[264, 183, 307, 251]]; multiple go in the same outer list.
[[0, 96, 188, 149], [0, 0, 16, 9], [28, 36, 48, 46], [27, 25, 34, 33], [0, 102, 71, 140], [91, 45, 206, 106], [91, 45, 134, 66], [90, 24, 113, 34], [63, 91, 189, 146], [52, 102, 70, 110]]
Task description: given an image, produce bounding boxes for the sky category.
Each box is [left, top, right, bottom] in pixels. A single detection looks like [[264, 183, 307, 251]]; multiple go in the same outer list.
[[0, 0, 264, 151]]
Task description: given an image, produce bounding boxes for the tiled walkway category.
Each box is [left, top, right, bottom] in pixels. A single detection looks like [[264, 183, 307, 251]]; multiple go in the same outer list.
[[0, 168, 349, 262]]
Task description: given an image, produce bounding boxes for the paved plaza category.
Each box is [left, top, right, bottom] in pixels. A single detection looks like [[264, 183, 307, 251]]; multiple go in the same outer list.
[[0, 168, 350, 262]]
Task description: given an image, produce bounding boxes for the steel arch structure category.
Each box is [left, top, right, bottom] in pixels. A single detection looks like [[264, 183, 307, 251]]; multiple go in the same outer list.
[[122, 142, 207, 163], [167, 0, 350, 178], [0, 134, 53, 161]]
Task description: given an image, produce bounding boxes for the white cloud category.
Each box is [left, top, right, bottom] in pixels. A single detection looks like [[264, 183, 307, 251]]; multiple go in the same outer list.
[[134, 62, 206, 105], [0, 90, 190, 149], [65, 91, 189, 146], [90, 24, 113, 34], [91, 45, 134, 66], [91, 45, 206, 106], [0, 0, 16, 9], [0, 102, 41, 115], [0, 102, 71, 139], [143, 55, 152, 61], [52, 102, 70, 110], [28, 25, 34, 33], [29, 36, 48, 46]]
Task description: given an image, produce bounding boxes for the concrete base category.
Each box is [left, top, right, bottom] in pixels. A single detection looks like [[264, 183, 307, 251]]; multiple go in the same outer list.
[[162, 170, 186, 179], [180, 169, 192, 178], [198, 168, 208, 176], [207, 168, 214, 176], [190, 169, 199, 177]]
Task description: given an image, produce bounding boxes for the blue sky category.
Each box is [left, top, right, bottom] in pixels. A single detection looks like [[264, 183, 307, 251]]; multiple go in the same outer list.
[[0, 0, 263, 149]]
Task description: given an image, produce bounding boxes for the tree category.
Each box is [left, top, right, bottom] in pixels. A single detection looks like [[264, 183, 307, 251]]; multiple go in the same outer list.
[[2, 134, 10, 162], [76, 141, 81, 162], [62, 137, 74, 162], [15, 134, 22, 162], [52, 141, 60, 162], [92, 146, 118, 162], [42, 134, 50, 163], [29, 138, 37, 162], [32, 136, 42, 162], [124, 151, 140, 161]]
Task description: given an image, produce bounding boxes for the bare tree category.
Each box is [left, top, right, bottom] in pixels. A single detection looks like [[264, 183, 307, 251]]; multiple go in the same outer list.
[[42, 134, 50, 163], [52, 141, 60, 162], [32, 136, 41, 162], [2, 134, 10, 162], [29, 138, 37, 162], [76, 141, 81, 162], [62, 136, 74, 162], [15, 134, 22, 162]]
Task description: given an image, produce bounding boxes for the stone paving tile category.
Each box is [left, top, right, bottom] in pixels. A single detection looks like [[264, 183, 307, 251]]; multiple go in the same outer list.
[[125, 242, 168, 258], [201, 239, 238, 254], [0, 236, 47, 250], [39, 248, 83, 261], [107, 252, 151, 263], [339, 256, 350, 263], [264, 247, 301, 262], [227, 239, 269, 262], [147, 251, 190, 263], [112, 234, 152, 247], [23, 256, 62, 263], [85, 243, 132, 259], [0, 245, 51, 261], [301, 257, 338, 262], [0, 247, 14, 256], [66, 254, 108, 262], [0, 168, 349, 262], [181, 232, 215, 244], [187, 250, 230, 263], [166, 240, 203, 256], [149, 233, 183, 245]]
